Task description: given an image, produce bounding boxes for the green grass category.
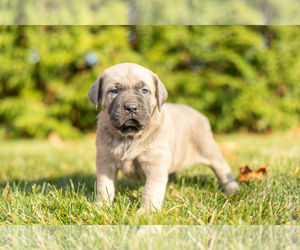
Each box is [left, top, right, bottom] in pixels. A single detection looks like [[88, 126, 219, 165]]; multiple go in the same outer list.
[[0, 132, 300, 225], [1, 225, 298, 249]]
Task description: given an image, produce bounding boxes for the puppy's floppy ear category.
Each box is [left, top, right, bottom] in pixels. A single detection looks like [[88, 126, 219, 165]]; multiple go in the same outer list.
[[153, 74, 168, 112], [88, 73, 104, 110]]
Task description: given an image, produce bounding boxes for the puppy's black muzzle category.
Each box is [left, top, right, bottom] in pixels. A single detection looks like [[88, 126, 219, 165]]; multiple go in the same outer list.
[[108, 92, 151, 134]]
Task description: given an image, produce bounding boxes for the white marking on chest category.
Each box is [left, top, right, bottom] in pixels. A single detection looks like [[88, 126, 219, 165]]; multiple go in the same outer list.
[[111, 138, 139, 161], [121, 138, 130, 160]]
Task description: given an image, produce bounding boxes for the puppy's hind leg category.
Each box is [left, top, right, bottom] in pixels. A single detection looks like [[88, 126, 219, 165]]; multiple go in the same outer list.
[[207, 144, 239, 195], [193, 118, 239, 194]]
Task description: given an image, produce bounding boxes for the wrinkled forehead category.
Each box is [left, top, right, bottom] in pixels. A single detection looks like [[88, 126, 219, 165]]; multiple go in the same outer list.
[[102, 64, 155, 90]]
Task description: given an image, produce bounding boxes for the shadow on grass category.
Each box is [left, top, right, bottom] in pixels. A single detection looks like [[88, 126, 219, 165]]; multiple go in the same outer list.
[[0, 173, 97, 197], [0, 172, 217, 199], [175, 174, 218, 190], [0, 173, 143, 199]]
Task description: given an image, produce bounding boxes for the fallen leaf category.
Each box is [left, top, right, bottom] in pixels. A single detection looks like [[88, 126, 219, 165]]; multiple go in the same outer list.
[[239, 162, 269, 182], [48, 132, 64, 148], [239, 165, 252, 182], [292, 167, 299, 175]]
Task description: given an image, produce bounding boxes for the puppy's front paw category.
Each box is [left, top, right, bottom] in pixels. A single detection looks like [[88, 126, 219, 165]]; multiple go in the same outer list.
[[136, 225, 162, 237], [223, 181, 239, 195], [96, 197, 112, 207], [136, 202, 162, 214], [96, 200, 103, 207], [136, 207, 148, 215]]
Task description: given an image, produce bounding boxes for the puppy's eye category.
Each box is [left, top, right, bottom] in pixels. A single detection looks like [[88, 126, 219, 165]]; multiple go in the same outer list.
[[110, 89, 118, 94], [141, 88, 148, 94]]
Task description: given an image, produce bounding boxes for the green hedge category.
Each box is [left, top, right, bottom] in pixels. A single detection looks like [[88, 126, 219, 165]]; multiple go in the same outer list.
[[1, 26, 300, 138]]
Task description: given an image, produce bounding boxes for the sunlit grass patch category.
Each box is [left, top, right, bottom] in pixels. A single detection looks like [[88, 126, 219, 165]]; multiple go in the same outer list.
[[0, 132, 300, 225]]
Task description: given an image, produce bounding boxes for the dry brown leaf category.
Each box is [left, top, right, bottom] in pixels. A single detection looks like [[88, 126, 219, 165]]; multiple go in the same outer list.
[[239, 162, 269, 182], [239, 165, 252, 182], [48, 132, 64, 148]]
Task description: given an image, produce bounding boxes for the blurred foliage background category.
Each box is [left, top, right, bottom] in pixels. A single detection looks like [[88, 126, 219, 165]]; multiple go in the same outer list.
[[1, 25, 300, 139], [1, 0, 300, 25]]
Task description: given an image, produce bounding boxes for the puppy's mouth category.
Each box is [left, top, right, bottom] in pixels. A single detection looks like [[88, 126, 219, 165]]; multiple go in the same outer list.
[[115, 119, 143, 134]]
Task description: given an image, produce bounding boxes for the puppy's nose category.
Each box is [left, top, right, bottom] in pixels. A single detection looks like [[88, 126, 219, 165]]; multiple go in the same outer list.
[[124, 103, 138, 113]]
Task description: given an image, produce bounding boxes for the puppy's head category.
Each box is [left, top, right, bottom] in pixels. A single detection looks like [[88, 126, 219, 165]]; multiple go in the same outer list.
[[88, 63, 168, 136]]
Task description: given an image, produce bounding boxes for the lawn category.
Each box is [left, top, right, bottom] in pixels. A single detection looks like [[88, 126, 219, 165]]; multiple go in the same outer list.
[[0, 132, 299, 225]]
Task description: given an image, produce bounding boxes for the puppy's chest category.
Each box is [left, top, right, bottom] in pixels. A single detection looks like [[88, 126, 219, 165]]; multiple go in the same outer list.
[[110, 138, 141, 161], [117, 159, 146, 182], [110, 139, 146, 181]]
